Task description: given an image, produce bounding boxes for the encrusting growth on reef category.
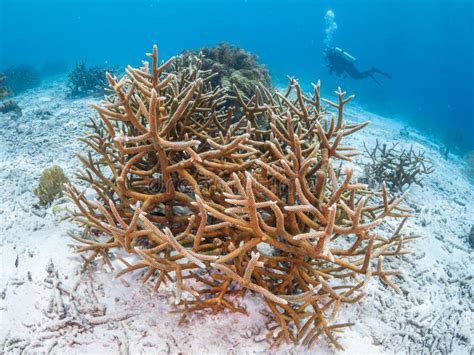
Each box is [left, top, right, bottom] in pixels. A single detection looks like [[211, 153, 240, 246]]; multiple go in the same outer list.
[[182, 43, 272, 101], [67, 45, 415, 349]]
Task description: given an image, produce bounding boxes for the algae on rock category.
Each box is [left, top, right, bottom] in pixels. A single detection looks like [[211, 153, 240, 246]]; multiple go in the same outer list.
[[183, 43, 272, 99], [34, 166, 70, 206]]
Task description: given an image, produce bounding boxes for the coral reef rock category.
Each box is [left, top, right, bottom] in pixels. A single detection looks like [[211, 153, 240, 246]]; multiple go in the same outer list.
[[183, 43, 272, 100], [68, 45, 415, 349], [0, 99, 22, 117], [0, 73, 21, 117], [0, 73, 13, 99]]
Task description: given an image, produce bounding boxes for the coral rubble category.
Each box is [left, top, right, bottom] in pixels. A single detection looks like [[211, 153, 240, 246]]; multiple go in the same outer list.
[[35, 166, 70, 206], [67, 61, 109, 97], [68, 45, 414, 349], [183, 43, 272, 100], [363, 140, 434, 191]]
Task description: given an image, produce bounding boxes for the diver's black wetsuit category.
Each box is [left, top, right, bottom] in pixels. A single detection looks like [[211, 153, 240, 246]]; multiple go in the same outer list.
[[325, 48, 391, 84]]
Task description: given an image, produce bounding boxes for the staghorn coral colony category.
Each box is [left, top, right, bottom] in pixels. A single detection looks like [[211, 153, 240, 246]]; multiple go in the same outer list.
[[67, 61, 110, 97], [363, 140, 434, 191], [67, 45, 414, 349]]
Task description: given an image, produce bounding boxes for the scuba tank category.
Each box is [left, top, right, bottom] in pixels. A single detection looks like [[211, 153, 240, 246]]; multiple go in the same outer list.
[[335, 47, 356, 62]]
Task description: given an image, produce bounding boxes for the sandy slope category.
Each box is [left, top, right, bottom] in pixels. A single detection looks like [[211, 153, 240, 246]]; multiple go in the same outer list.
[[0, 78, 472, 354]]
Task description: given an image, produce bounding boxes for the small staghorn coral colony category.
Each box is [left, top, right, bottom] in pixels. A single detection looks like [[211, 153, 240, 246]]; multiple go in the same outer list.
[[67, 45, 414, 349]]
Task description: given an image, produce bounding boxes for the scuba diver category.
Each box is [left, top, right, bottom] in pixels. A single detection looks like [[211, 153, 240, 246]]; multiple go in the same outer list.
[[325, 47, 391, 85]]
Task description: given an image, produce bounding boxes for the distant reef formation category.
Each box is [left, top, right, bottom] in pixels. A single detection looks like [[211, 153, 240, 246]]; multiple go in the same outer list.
[[67, 45, 415, 349], [0, 73, 13, 99], [0, 73, 21, 117], [182, 43, 273, 100], [3, 65, 41, 94], [67, 61, 110, 98]]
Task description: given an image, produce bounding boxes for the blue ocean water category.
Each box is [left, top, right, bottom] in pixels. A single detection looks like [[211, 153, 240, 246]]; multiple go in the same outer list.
[[1, 0, 472, 152]]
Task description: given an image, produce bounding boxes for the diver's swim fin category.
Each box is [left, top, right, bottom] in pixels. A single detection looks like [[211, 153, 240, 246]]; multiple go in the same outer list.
[[370, 74, 381, 86], [372, 68, 392, 79]]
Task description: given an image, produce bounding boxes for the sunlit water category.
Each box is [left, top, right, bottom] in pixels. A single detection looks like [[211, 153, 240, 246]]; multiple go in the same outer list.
[[0, 0, 473, 152]]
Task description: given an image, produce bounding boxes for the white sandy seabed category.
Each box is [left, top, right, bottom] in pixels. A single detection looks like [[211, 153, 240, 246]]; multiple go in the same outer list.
[[0, 77, 473, 355]]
